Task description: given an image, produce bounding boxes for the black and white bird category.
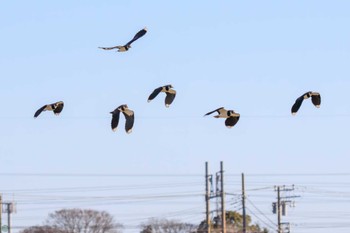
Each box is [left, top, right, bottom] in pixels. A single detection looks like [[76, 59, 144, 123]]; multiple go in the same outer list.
[[291, 91, 321, 115], [204, 107, 240, 128], [110, 104, 134, 134], [99, 27, 147, 52], [147, 85, 176, 108], [34, 101, 64, 118]]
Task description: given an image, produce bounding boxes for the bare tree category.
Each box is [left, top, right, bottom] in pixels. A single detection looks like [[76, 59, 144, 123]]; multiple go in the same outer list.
[[46, 208, 123, 233], [140, 218, 197, 233], [20, 225, 66, 233]]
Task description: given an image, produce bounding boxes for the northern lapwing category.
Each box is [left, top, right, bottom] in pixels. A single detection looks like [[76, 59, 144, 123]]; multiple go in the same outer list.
[[34, 101, 64, 118], [99, 27, 147, 52], [147, 85, 176, 108], [110, 104, 134, 134], [291, 91, 321, 115], [204, 107, 240, 128]]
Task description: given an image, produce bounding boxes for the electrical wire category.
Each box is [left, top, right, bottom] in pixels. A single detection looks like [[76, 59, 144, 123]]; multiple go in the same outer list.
[[246, 197, 277, 227], [245, 206, 276, 232]]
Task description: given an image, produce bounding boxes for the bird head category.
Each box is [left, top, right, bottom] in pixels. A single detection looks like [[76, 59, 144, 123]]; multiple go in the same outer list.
[[302, 92, 312, 99], [119, 104, 128, 111], [228, 110, 239, 117], [54, 101, 63, 107]]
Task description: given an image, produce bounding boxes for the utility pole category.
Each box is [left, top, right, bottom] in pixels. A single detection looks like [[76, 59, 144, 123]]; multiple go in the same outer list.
[[277, 186, 281, 233], [273, 185, 298, 233], [220, 161, 226, 233], [1, 201, 16, 233], [205, 162, 226, 233], [7, 203, 11, 233], [2, 203, 12, 233], [242, 173, 247, 233], [205, 162, 211, 233]]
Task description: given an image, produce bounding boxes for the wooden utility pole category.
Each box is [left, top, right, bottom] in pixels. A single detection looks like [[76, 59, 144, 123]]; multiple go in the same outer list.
[[242, 173, 247, 233], [8, 203, 11, 233], [277, 186, 281, 233], [274, 185, 297, 233], [205, 162, 211, 233], [205, 162, 228, 233], [2, 203, 12, 233], [220, 161, 226, 233]]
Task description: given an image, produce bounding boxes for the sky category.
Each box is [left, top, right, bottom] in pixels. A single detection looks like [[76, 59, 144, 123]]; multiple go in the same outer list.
[[1, 1, 350, 232]]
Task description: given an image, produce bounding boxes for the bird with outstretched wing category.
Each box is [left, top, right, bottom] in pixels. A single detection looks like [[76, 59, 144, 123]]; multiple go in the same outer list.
[[147, 85, 176, 108], [110, 104, 135, 134], [204, 107, 240, 128], [34, 101, 64, 118], [291, 91, 321, 115], [99, 27, 147, 52]]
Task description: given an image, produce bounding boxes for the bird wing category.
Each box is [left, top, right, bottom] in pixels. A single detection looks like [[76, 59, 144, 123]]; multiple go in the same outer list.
[[311, 93, 321, 107], [53, 102, 64, 115], [122, 110, 134, 134], [225, 116, 240, 128], [126, 28, 147, 46], [111, 111, 121, 131], [291, 96, 304, 115], [98, 46, 122, 50], [148, 87, 163, 102], [34, 105, 47, 118], [204, 107, 225, 116], [165, 90, 176, 107]]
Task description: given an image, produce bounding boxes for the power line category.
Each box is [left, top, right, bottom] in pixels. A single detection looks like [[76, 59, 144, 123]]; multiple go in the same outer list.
[[227, 173, 350, 177], [0, 173, 203, 177], [1, 172, 350, 178], [2, 113, 350, 120], [245, 206, 276, 232], [0, 182, 203, 194], [246, 197, 277, 227]]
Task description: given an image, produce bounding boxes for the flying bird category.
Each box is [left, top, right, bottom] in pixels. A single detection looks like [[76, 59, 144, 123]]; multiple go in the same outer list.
[[99, 27, 147, 52], [34, 101, 64, 118], [204, 107, 240, 128], [291, 91, 321, 115], [110, 104, 134, 134], [147, 85, 176, 108]]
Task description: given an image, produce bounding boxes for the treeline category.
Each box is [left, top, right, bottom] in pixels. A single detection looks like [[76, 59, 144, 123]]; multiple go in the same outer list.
[[20, 208, 268, 233]]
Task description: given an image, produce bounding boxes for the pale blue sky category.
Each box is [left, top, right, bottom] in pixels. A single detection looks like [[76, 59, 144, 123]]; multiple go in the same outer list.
[[1, 1, 350, 232]]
